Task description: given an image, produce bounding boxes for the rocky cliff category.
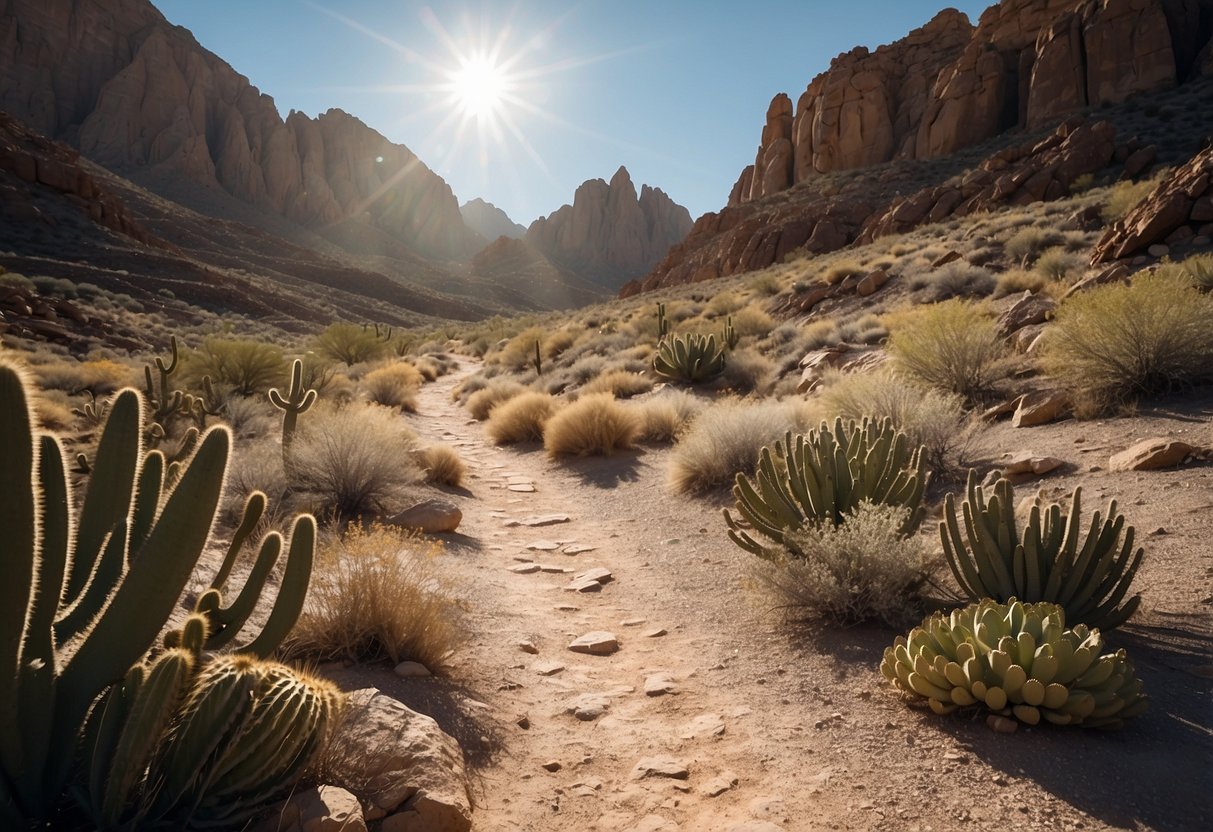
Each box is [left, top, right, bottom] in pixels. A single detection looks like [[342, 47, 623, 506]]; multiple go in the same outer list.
[[0, 0, 481, 260], [526, 166, 693, 289], [461, 198, 526, 241], [732, 0, 1213, 205]]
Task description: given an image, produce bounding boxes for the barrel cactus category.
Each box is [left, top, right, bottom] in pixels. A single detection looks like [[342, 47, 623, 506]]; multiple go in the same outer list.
[[941, 470, 1143, 630], [653, 332, 726, 383], [724, 417, 929, 557], [881, 599, 1147, 728]]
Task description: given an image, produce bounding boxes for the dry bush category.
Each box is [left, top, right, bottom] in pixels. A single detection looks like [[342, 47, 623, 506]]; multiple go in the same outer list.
[[451, 372, 492, 403], [493, 325, 547, 371], [801, 319, 843, 350], [466, 379, 527, 420], [750, 272, 782, 295], [221, 394, 277, 438], [669, 398, 812, 494], [993, 269, 1047, 298], [1035, 247, 1087, 282], [414, 444, 466, 487], [631, 390, 705, 443], [486, 391, 560, 444], [186, 337, 286, 396], [410, 358, 438, 382], [751, 503, 932, 627], [1004, 227, 1065, 264], [1154, 253, 1213, 292], [315, 324, 389, 367], [717, 348, 775, 394], [361, 362, 422, 412], [283, 524, 465, 669], [730, 305, 774, 337], [1041, 271, 1213, 411], [289, 403, 421, 521], [705, 291, 744, 317], [837, 313, 887, 344], [543, 327, 583, 360], [32, 390, 74, 432], [816, 368, 977, 476], [1100, 176, 1162, 222], [909, 260, 995, 300], [582, 369, 653, 398], [34, 357, 135, 395], [544, 392, 639, 458], [823, 260, 866, 285], [888, 299, 1009, 404]]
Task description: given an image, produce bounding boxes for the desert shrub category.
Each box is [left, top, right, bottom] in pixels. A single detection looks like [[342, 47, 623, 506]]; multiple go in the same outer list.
[[581, 369, 653, 398], [187, 338, 286, 396], [705, 291, 745, 318], [289, 403, 421, 521], [315, 323, 389, 366], [33, 357, 135, 394], [1035, 247, 1087, 282], [284, 525, 464, 668], [1005, 227, 1065, 264], [823, 260, 865, 285], [631, 390, 705, 443], [888, 300, 1009, 404], [750, 272, 782, 295], [543, 327, 583, 360], [361, 362, 422, 411], [493, 325, 547, 371], [486, 391, 560, 444], [730, 305, 774, 337], [410, 357, 438, 382], [801, 319, 843, 350], [837, 313, 887, 344], [751, 503, 931, 627], [414, 444, 466, 487], [451, 372, 491, 403], [466, 379, 526, 420], [221, 394, 277, 438], [1101, 176, 1162, 222], [909, 260, 995, 300], [669, 398, 812, 494], [1041, 271, 1213, 410], [993, 268, 1047, 298], [816, 368, 976, 475], [544, 392, 640, 458], [1154, 253, 1213, 292], [717, 347, 774, 394]]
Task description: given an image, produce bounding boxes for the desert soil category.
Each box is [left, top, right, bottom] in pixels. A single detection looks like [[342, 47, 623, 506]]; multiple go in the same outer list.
[[353, 359, 1211, 832]]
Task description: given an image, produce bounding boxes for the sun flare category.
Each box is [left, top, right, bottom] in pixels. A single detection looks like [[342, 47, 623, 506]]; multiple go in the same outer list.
[[449, 56, 508, 120]]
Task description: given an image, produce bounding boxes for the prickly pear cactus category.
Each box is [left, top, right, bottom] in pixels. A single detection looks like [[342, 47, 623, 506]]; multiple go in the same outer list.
[[881, 599, 1147, 728]]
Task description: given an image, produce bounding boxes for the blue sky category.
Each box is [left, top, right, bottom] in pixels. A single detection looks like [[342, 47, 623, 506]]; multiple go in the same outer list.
[[153, 1, 990, 226]]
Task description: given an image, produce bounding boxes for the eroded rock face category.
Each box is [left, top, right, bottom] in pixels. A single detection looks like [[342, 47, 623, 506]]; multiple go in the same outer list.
[[525, 166, 693, 290], [0, 0, 480, 260], [460, 198, 525, 241]]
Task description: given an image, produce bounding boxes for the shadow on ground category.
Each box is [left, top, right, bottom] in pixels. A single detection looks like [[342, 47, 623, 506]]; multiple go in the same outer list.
[[558, 449, 644, 488]]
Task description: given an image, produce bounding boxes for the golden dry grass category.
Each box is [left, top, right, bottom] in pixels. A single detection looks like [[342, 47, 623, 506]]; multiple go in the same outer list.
[[466, 379, 527, 420], [543, 392, 640, 458], [361, 362, 423, 411], [631, 390, 705, 443], [486, 391, 561, 444], [415, 443, 466, 487], [581, 369, 654, 398]]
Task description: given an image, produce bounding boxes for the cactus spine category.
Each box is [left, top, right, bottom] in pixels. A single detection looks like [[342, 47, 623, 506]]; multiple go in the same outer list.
[[652, 332, 727, 384], [941, 471, 1144, 630], [881, 599, 1147, 728], [268, 358, 318, 453], [724, 417, 928, 557]]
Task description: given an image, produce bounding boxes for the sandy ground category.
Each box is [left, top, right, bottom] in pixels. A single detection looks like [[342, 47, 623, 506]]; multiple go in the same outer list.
[[360, 359, 1212, 832]]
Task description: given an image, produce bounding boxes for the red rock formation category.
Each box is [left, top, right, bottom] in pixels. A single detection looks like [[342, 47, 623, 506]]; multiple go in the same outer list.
[[0, 0, 480, 260], [526, 167, 693, 289], [1091, 144, 1213, 262]]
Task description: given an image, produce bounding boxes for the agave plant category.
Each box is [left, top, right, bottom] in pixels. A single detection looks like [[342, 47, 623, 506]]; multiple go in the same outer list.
[[653, 332, 726, 383], [724, 417, 928, 557], [940, 471, 1143, 630], [881, 598, 1147, 728]]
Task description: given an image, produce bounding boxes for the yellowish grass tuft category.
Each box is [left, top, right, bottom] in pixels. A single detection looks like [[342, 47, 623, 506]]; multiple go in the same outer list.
[[486, 391, 561, 444], [543, 392, 640, 458], [415, 443, 466, 487], [631, 390, 705, 443], [581, 369, 654, 398], [361, 362, 423, 412], [466, 379, 527, 420]]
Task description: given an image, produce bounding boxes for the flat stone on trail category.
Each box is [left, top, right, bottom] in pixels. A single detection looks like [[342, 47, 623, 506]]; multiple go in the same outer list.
[[703, 770, 740, 797], [526, 540, 561, 551], [645, 673, 678, 696], [643, 628, 668, 638], [565, 693, 612, 721], [533, 660, 565, 676], [509, 514, 571, 527], [386, 499, 462, 534], [507, 484, 536, 493], [681, 713, 725, 739], [565, 578, 604, 593], [538, 564, 572, 573], [565, 567, 613, 593], [631, 757, 689, 780], [508, 563, 541, 574], [563, 544, 597, 555], [568, 631, 619, 655], [622, 618, 647, 627], [518, 638, 539, 654]]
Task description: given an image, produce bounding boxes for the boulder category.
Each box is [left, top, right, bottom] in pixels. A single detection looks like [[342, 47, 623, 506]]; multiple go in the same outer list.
[[254, 786, 366, 832], [998, 291, 1055, 334], [856, 269, 890, 296], [1109, 438, 1196, 472], [387, 500, 462, 534], [1012, 390, 1070, 428], [326, 689, 471, 831], [1002, 452, 1064, 483]]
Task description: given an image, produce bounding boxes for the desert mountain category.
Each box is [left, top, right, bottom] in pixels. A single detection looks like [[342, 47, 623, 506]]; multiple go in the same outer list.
[[461, 198, 526, 241], [629, 0, 1213, 295], [526, 166, 693, 290]]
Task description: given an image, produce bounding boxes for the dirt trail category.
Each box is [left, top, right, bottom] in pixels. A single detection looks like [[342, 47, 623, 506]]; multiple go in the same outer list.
[[395, 360, 1212, 832]]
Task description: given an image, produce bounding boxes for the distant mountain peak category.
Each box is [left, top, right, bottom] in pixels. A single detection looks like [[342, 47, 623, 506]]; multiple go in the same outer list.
[[460, 198, 526, 241]]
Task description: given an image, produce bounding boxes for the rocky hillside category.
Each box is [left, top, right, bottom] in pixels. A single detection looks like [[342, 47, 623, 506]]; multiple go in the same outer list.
[[526, 166, 693, 290], [0, 0, 481, 261], [631, 0, 1213, 295], [461, 198, 526, 241]]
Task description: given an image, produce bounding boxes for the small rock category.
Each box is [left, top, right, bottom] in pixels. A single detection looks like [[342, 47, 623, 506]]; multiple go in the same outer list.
[[643, 628, 668, 638], [568, 632, 619, 655], [631, 757, 689, 780], [541, 760, 562, 772], [386, 499, 461, 534], [563, 544, 597, 555], [526, 540, 561, 551], [644, 673, 678, 696], [703, 770, 740, 797], [393, 661, 431, 678], [518, 639, 539, 654], [507, 484, 536, 493], [516, 514, 571, 527], [1002, 451, 1064, 482], [1147, 243, 1170, 258], [622, 618, 647, 627], [680, 713, 725, 739], [538, 564, 571, 573], [1012, 390, 1070, 428], [1109, 438, 1195, 471], [254, 785, 366, 832], [509, 563, 541, 574], [533, 660, 565, 676], [566, 693, 611, 721], [987, 714, 1018, 734], [515, 714, 530, 729]]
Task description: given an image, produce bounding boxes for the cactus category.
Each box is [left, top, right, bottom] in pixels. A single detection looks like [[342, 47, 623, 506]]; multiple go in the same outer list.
[[652, 332, 727, 384], [0, 360, 317, 824], [72, 390, 107, 427], [143, 335, 188, 436], [532, 339, 543, 376], [268, 358, 318, 454], [724, 418, 928, 557], [721, 316, 739, 350], [881, 598, 1147, 728], [656, 302, 669, 338], [185, 376, 226, 428], [941, 471, 1144, 630]]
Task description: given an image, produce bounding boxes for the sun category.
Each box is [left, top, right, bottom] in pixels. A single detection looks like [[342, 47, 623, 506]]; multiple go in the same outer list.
[[449, 56, 508, 120]]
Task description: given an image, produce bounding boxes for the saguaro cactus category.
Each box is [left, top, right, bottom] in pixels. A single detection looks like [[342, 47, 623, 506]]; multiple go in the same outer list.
[[268, 358, 318, 453]]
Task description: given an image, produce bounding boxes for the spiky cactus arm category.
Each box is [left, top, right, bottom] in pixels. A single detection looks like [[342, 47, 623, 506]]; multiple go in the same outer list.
[[268, 359, 317, 452]]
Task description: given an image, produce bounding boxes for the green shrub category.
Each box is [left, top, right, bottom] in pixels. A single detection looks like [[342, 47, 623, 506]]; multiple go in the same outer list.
[[1005, 227, 1065, 264], [1100, 177, 1161, 223], [753, 503, 932, 627], [822, 260, 865, 285], [1034, 247, 1087, 282], [1041, 272, 1213, 410], [1154, 253, 1213, 292], [315, 324, 388, 366], [187, 338, 286, 396], [653, 332, 726, 384], [993, 269, 1047, 298], [888, 300, 1009, 404]]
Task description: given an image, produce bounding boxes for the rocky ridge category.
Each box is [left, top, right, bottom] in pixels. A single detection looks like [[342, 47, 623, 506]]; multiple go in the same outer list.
[[526, 166, 693, 290], [460, 198, 526, 241]]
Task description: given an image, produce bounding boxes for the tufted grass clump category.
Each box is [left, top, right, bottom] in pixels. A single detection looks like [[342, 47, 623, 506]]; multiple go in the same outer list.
[[582, 369, 654, 398], [751, 503, 932, 627], [888, 299, 1009, 404], [361, 362, 423, 412], [543, 393, 640, 458], [414, 443, 466, 487], [631, 389, 705, 444], [1041, 271, 1213, 412], [909, 261, 995, 301], [487, 391, 561, 444], [466, 378, 527, 420]]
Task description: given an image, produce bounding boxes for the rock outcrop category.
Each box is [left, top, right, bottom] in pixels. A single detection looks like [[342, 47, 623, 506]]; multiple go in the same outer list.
[[460, 198, 525, 241], [0, 0, 480, 260], [525, 166, 693, 289], [1092, 145, 1213, 262], [732, 0, 1212, 205]]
